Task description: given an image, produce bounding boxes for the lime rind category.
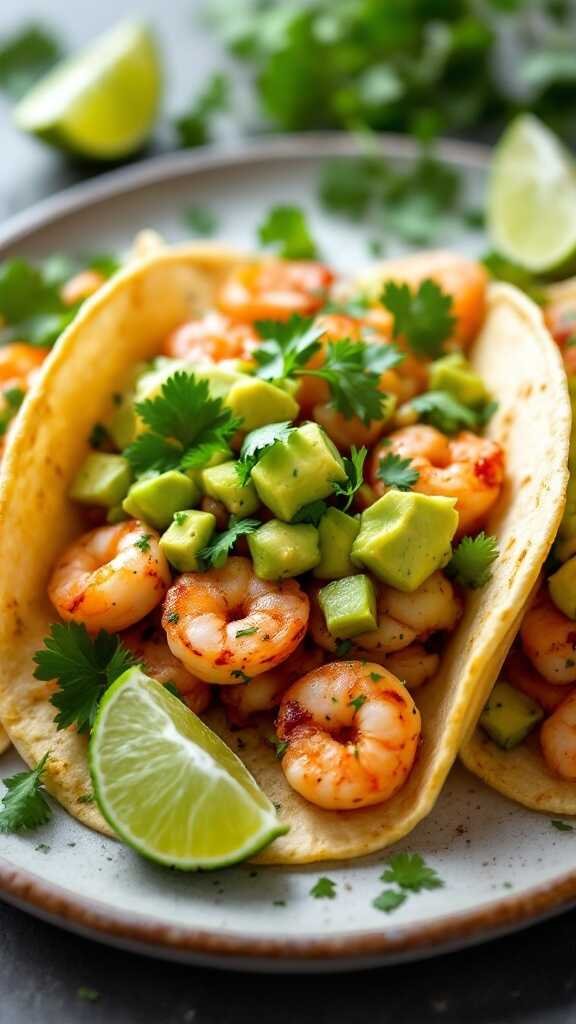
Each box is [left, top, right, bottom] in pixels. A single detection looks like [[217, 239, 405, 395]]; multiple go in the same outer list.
[[90, 669, 287, 870]]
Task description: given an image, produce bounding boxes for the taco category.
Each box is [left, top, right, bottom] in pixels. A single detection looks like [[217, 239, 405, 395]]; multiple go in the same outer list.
[[0, 244, 569, 864], [462, 276, 576, 814]]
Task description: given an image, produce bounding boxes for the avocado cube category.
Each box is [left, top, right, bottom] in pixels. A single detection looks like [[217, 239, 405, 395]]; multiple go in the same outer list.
[[318, 575, 377, 639], [480, 681, 544, 750], [429, 352, 489, 407], [314, 508, 361, 580], [107, 400, 137, 449], [160, 510, 216, 571], [248, 520, 320, 580], [123, 471, 200, 529], [251, 422, 347, 521], [549, 557, 576, 620], [70, 453, 132, 508], [225, 377, 299, 432], [352, 491, 458, 592], [201, 461, 260, 516]]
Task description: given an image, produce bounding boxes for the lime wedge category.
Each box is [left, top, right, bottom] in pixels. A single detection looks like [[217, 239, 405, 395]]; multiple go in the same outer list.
[[13, 21, 161, 160], [488, 114, 576, 276], [90, 668, 286, 869]]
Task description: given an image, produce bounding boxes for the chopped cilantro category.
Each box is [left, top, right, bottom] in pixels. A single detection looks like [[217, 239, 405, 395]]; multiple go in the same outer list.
[[305, 338, 402, 424], [174, 72, 229, 148], [0, 24, 62, 99], [310, 876, 337, 899], [335, 639, 353, 658], [318, 156, 387, 219], [381, 852, 444, 893], [33, 623, 140, 733], [369, 672, 382, 682], [272, 738, 288, 760], [258, 205, 317, 260], [253, 316, 324, 381], [166, 611, 180, 624], [381, 279, 455, 359], [232, 670, 252, 684], [134, 534, 151, 553], [236, 421, 295, 485], [349, 694, 367, 714], [551, 820, 574, 832], [410, 390, 479, 434], [291, 500, 328, 526], [447, 532, 499, 589], [236, 626, 258, 638], [199, 516, 260, 569], [332, 445, 367, 511], [377, 453, 420, 492], [183, 206, 218, 237], [35, 842, 50, 853], [124, 371, 240, 475], [0, 752, 52, 833], [372, 889, 407, 914]]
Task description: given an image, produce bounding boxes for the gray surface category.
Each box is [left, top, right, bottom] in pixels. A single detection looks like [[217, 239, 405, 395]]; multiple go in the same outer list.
[[1, 0, 576, 1018]]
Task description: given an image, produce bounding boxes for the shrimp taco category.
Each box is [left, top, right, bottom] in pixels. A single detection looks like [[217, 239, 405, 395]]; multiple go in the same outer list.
[[0, 243, 569, 865], [462, 276, 576, 815]]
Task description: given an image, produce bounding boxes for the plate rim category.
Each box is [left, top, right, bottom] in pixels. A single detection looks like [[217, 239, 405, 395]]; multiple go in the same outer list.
[[2, 131, 574, 968]]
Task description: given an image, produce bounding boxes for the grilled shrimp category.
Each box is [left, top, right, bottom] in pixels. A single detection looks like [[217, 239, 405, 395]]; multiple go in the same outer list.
[[521, 592, 576, 685], [162, 556, 309, 684], [162, 312, 258, 363], [217, 261, 333, 322], [122, 618, 211, 715], [60, 269, 106, 306], [48, 521, 170, 633], [541, 689, 576, 780], [220, 638, 324, 726], [276, 661, 420, 809]]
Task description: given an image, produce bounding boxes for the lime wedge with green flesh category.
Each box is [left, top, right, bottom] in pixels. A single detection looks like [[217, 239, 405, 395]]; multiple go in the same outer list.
[[488, 114, 576, 276], [14, 21, 161, 160], [90, 668, 287, 869]]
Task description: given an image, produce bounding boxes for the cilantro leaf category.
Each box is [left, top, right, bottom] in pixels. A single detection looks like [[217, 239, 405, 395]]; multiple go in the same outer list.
[[0, 24, 62, 100], [291, 500, 328, 526], [306, 339, 400, 424], [381, 853, 444, 893], [318, 156, 388, 219], [174, 72, 229, 148], [551, 820, 574, 832], [446, 532, 499, 589], [310, 877, 337, 899], [410, 390, 479, 434], [199, 517, 261, 569], [372, 889, 407, 914], [33, 623, 140, 733], [377, 453, 420, 492], [332, 445, 367, 511], [253, 316, 324, 381], [0, 752, 52, 833], [381, 279, 455, 359], [236, 421, 295, 485], [183, 206, 218, 237], [349, 694, 367, 714], [125, 371, 240, 476], [258, 205, 317, 259]]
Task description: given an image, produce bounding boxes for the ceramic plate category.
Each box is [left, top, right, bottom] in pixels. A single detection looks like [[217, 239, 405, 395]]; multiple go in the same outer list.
[[1, 134, 575, 972]]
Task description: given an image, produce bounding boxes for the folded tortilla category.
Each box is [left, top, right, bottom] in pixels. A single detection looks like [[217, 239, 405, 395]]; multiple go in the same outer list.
[[0, 244, 570, 863]]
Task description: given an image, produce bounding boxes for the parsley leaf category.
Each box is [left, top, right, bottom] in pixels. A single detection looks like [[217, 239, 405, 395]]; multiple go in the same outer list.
[[199, 516, 260, 569], [253, 316, 324, 381], [410, 390, 479, 434], [372, 889, 407, 914], [306, 339, 401, 424], [332, 445, 367, 511], [258, 205, 317, 259], [0, 752, 52, 833], [0, 24, 62, 100], [33, 623, 140, 733], [381, 279, 455, 359], [349, 694, 367, 714], [381, 853, 444, 893], [551, 820, 574, 832], [236, 421, 295, 486], [377, 453, 420, 492], [125, 371, 240, 475], [446, 532, 499, 589], [310, 877, 337, 899], [183, 206, 218, 237], [174, 72, 229, 148], [291, 500, 328, 526]]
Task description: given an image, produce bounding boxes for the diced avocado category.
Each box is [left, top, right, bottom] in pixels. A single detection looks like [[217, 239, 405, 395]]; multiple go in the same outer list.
[[201, 461, 260, 516], [225, 377, 299, 432], [107, 400, 137, 449], [123, 471, 199, 529], [314, 508, 361, 580], [480, 681, 544, 750], [248, 520, 320, 580], [185, 447, 233, 488], [429, 352, 489, 407], [69, 453, 132, 508], [554, 535, 576, 564], [549, 557, 576, 620], [159, 510, 216, 571], [318, 575, 377, 639], [251, 422, 347, 521], [195, 364, 245, 399], [351, 491, 458, 592]]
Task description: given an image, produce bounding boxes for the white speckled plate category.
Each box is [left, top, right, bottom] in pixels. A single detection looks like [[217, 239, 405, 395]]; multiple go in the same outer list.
[[1, 134, 575, 971]]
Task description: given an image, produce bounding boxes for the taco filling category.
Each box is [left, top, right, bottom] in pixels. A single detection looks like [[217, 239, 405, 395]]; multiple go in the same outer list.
[[0, 244, 569, 864]]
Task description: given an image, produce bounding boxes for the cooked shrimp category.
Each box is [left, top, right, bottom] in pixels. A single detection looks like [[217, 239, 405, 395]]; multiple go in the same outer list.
[[544, 297, 576, 375], [504, 649, 567, 713], [379, 644, 440, 690], [217, 261, 333, 322], [162, 556, 309, 684], [370, 425, 504, 535], [521, 592, 576, 685], [540, 689, 576, 780], [122, 618, 211, 716], [0, 342, 47, 392], [60, 269, 106, 306], [162, 312, 258, 363], [220, 638, 324, 725], [276, 661, 420, 809], [48, 521, 170, 633]]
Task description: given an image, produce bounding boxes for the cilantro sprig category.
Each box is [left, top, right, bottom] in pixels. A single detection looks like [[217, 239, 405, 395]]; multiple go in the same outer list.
[[258, 205, 318, 260], [291, 500, 328, 526], [174, 72, 229, 148], [332, 446, 367, 511], [199, 516, 260, 569], [236, 421, 295, 486], [381, 853, 444, 893], [447, 532, 499, 590], [409, 390, 480, 435], [0, 24, 62, 100], [381, 279, 455, 359], [124, 371, 240, 476], [33, 623, 140, 733], [303, 338, 402, 424], [310, 877, 337, 899], [377, 453, 420, 492], [253, 316, 324, 381], [0, 752, 52, 833]]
